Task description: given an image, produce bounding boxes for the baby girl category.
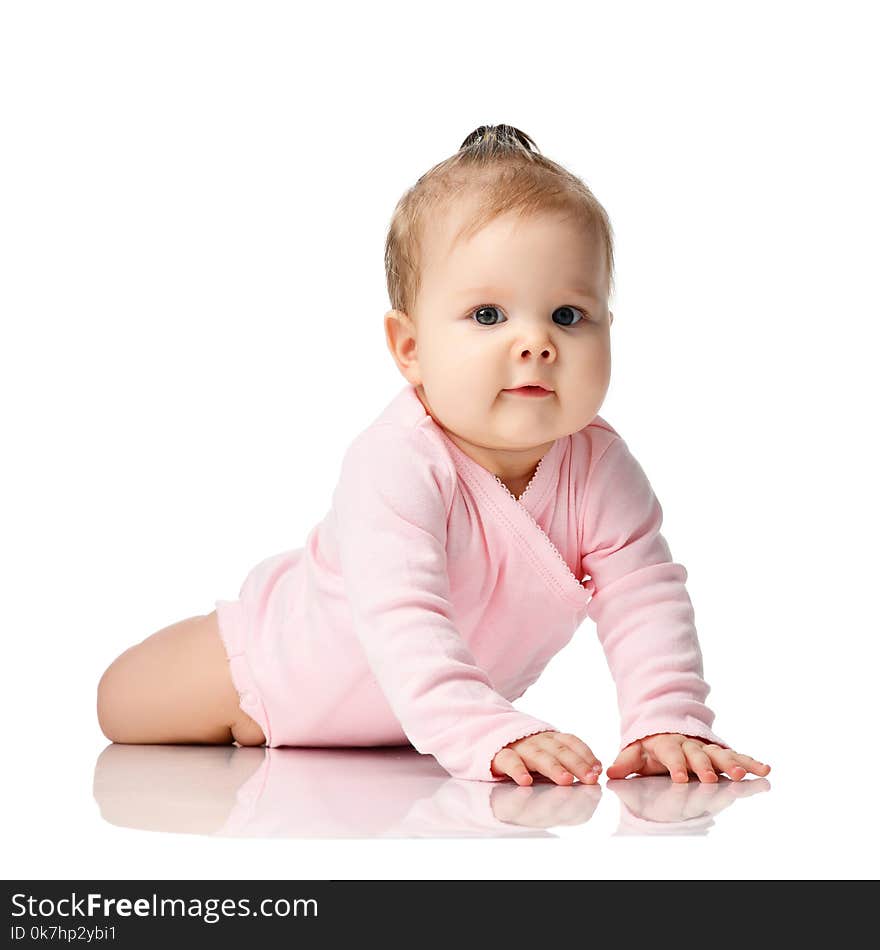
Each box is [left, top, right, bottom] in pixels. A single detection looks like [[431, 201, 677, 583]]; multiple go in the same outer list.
[[97, 123, 771, 787]]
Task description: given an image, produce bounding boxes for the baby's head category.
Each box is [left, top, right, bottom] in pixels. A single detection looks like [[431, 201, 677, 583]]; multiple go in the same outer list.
[[384, 125, 615, 454]]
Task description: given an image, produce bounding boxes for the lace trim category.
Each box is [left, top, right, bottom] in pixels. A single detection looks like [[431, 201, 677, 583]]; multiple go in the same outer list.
[[498, 453, 545, 503], [492, 455, 593, 598]]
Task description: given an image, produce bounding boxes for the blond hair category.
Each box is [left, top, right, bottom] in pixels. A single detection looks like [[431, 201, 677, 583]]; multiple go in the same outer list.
[[384, 124, 615, 318]]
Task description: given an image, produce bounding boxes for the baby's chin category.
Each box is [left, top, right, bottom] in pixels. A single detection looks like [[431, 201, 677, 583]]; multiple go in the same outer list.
[[421, 387, 600, 440]]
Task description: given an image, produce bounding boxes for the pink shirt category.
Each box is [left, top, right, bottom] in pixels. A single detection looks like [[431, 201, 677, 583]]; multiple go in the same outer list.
[[216, 383, 730, 782]]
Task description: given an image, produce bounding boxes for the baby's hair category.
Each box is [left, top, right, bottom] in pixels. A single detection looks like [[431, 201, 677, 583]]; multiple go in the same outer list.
[[384, 123, 615, 319]]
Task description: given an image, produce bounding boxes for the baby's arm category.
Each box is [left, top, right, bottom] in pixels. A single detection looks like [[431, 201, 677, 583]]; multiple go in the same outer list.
[[333, 423, 561, 783], [581, 434, 732, 757]]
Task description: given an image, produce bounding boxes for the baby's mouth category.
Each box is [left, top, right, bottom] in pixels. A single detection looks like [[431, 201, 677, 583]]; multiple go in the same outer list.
[[503, 385, 554, 397]]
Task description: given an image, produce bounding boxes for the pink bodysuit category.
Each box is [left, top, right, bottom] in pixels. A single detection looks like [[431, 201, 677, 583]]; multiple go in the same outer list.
[[215, 383, 730, 781]]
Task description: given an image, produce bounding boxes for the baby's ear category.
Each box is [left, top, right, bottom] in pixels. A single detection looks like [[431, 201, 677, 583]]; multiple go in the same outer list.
[[384, 309, 421, 383]]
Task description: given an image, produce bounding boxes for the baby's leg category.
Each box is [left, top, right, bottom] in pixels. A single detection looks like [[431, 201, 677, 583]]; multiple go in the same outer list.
[[97, 611, 266, 747]]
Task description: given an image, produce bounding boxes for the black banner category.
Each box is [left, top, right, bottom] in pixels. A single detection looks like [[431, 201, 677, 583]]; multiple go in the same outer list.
[[3, 880, 870, 945]]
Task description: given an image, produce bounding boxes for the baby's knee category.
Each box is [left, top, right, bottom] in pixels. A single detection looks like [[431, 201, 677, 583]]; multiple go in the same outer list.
[[96, 654, 129, 742], [96, 642, 160, 743]]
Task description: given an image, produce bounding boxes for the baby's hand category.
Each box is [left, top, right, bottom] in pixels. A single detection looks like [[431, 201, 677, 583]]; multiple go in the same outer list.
[[605, 732, 771, 783], [491, 731, 603, 786]]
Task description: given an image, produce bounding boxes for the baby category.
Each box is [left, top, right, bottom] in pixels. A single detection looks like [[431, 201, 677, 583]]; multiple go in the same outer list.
[[97, 124, 771, 787]]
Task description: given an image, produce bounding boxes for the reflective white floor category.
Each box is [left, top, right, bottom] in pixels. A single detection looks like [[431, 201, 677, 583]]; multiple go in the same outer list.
[[3, 742, 852, 880], [3, 716, 875, 879], [93, 744, 770, 840]]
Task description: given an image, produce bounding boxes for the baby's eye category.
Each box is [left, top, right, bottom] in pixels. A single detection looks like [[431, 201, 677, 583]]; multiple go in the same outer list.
[[552, 306, 585, 327], [471, 305, 505, 326], [469, 305, 587, 327]]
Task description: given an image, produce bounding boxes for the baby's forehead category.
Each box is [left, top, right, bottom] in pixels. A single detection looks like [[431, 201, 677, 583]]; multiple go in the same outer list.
[[419, 198, 601, 286]]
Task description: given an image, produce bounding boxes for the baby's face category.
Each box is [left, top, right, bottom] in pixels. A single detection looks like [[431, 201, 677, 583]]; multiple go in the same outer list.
[[389, 197, 612, 460]]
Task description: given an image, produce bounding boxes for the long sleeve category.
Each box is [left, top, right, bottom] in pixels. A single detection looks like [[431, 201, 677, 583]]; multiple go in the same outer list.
[[581, 435, 732, 754], [331, 423, 559, 782]]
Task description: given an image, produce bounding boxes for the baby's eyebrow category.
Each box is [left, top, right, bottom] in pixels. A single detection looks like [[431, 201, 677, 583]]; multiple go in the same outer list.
[[456, 286, 602, 302]]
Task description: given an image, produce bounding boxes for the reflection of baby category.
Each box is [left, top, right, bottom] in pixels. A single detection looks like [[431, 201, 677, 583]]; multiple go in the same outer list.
[[93, 745, 593, 839], [98, 124, 770, 787]]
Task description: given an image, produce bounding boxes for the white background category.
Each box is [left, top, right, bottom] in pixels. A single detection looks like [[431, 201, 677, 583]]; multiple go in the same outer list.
[[2, 0, 877, 880]]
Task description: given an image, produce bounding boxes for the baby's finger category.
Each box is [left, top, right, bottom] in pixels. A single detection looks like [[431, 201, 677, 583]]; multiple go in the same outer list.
[[605, 742, 646, 779], [523, 745, 578, 785], [731, 753, 771, 777], [556, 732, 602, 767], [655, 743, 690, 783], [493, 748, 533, 786], [703, 747, 771, 780], [556, 747, 601, 784], [556, 733, 603, 781], [701, 745, 747, 780], [682, 739, 718, 783]]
